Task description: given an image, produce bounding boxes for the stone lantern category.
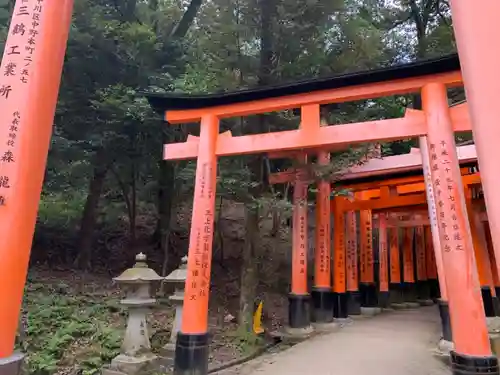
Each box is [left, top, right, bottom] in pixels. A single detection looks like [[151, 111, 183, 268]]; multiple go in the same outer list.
[[159, 256, 188, 362], [103, 253, 163, 375]]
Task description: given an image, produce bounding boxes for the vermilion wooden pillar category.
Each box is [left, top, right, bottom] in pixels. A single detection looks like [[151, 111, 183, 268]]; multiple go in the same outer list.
[[420, 135, 451, 342], [175, 115, 219, 375], [422, 83, 495, 373], [359, 209, 378, 312], [288, 166, 312, 331], [402, 227, 417, 305], [378, 214, 390, 308], [389, 226, 403, 306], [311, 151, 334, 323], [0, 1, 73, 372], [465, 188, 497, 318], [332, 197, 348, 318], [415, 225, 432, 305], [346, 211, 361, 315], [450, 1, 500, 310], [485, 224, 500, 314]]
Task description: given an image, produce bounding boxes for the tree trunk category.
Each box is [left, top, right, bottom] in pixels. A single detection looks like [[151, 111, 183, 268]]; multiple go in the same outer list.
[[75, 155, 108, 270], [237, 0, 277, 331], [129, 161, 137, 251], [238, 205, 260, 330]]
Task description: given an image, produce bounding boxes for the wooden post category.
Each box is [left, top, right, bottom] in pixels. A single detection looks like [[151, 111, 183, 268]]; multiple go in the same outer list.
[[378, 214, 390, 308], [346, 210, 361, 315], [389, 226, 403, 306], [420, 136, 448, 302], [422, 82, 494, 372], [402, 227, 417, 305], [0, 1, 73, 372], [288, 165, 312, 331], [450, 1, 500, 320], [312, 151, 334, 323], [359, 209, 378, 312], [332, 197, 347, 318], [175, 115, 219, 375], [415, 225, 432, 305], [465, 188, 496, 318]]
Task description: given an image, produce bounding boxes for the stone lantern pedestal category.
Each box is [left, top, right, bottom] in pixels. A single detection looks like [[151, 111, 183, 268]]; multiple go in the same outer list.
[[159, 256, 187, 365], [102, 253, 163, 375]]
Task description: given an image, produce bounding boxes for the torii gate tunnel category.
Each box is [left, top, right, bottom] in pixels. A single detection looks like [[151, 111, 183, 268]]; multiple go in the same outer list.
[[0, 1, 500, 375]]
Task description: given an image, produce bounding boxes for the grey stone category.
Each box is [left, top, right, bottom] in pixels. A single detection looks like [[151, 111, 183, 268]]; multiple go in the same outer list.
[[0, 352, 24, 375]]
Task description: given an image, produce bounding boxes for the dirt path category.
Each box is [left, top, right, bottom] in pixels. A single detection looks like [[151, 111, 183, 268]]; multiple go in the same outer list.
[[217, 306, 450, 375]]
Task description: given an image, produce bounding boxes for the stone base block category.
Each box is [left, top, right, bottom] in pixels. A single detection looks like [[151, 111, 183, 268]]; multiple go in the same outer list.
[[433, 339, 454, 365], [417, 299, 434, 306], [360, 307, 381, 316], [487, 317, 500, 333], [405, 302, 421, 309], [490, 333, 500, 357], [0, 353, 24, 375], [277, 325, 314, 343], [312, 321, 340, 333], [390, 303, 408, 310], [106, 354, 159, 375]]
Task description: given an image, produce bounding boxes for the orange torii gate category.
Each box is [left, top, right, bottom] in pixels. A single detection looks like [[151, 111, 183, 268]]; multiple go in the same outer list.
[[146, 52, 497, 374]]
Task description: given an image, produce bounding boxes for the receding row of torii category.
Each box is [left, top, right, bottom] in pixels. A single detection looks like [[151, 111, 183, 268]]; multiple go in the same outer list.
[[265, 143, 496, 349], [146, 74, 500, 375]]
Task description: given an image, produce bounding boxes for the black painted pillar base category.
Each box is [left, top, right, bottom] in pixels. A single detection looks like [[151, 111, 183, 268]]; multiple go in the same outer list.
[[389, 283, 404, 305], [347, 291, 362, 316], [481, 287, 496, 317], [429, 279, 441, 301], [378, 291, 390, 309], [450, 351, 499, 375], [494, 296, 500, 317], [359, 283, 378, 307], [332, 292, 348, 319], [416, 280, 431, 299], [311, 287, 334, 323], [402, 282, 418, 303], [288, 293, 311, 328], [438, 299, 453, 342], [174, 332, 210, 375]]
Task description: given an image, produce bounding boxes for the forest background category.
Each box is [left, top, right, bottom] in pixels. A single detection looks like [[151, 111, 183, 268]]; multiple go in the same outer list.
[[0, 0, 470, 374]]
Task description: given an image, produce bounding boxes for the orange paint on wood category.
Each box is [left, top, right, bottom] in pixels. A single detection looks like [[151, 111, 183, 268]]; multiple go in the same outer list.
[[423, 82, 490, 356], [450, 0, 500, 300], [466, 191, 493, 288], [378, 214, 389, 292], [359, 210, 374, 283], [164, 115, 428, 161], [338, 194, 427, 212], [402, 228, 415, 283], [314, 152, 331, 288], [389, 227, 401, 283], [415, 226, 427, 281], [485, 223, 500, 288], [346, 211, 358, 292], [292, 174, 309, 295], [181, 115, 219, 335], [424, 225, 438, 280], [0, 0, 73, 357], [333, 198, 346, 293]]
